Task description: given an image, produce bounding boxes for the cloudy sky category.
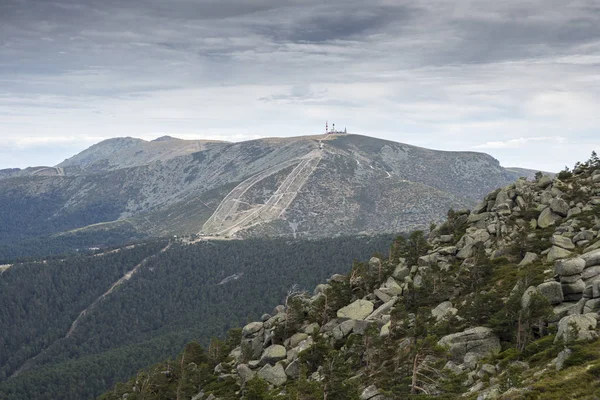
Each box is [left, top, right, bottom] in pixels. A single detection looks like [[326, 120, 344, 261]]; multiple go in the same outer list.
[[1, 0, 600, 171]]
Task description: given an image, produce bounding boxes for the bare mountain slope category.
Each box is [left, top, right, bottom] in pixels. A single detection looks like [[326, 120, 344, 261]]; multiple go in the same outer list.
[[0, 134, 538, 249], [57, 136, 227, 173]]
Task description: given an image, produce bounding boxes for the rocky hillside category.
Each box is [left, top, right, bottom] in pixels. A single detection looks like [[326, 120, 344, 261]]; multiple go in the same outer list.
[[0, 134, 540, 253], [100, 154, 600, 400]]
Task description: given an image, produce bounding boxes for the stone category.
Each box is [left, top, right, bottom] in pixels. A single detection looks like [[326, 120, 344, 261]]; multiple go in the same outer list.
[[538, 208, 561, 228], [560, 274, 582, 284], [366, 297, 397, 321], [574, 230, 595, 243], [242, 322, 263, 338], [550, 198, 570, 217], [479, 363, 497, 376], [379, 321, 391, 337], [392, 265, 410, 280], [555, 348, 572, 371], [259, 345, 286, 366], [547, 246, 573, 262], [439, 234, 454, 243], [562, 279, 585, 295], [237, 364, 255, 384], [352, 320, 371, 335], [285, 359, 300, 379], [555, 257, 586, 276], [314, 283, 330, 296], [463, 352, 482, 370], [321, 318, 343, 333], [583, 266, 600, 281], [471, 229, 491, 244], [519, 252, 539, 266], [444, 360, 463, 375], [584, 298, 600, 313], [537, 281, 564, 305], [568, 206, 582, 219], [438, 327, 501, 362], [374, 289, 392, 303], [328, 274, 345, 283], [552, 302, 579, 320], [431, 301, 458, 321], [303, 322, 320, 335], [537, 175, 553, 189], [555, 313, 598, 343], [516, 195, 527, 209], [582, 249, 600, 267], [332, 320, 356, 340], [337, 299, 374, 320], [361, 385, 380, 400], [521, 286, 539, 309], [242, 336, 264, 359], [438, 246, 457, 256], [289, 333, 308, 348], [584, 240, 600, 254], [550, 235, 575, 250], [258, 363, 287, 386], [456, 243, 475, 260], [295, 337, 314, 354], [369, 257, 382, 274], [304, 322, 321, 335], [383, 277, 403, 296]]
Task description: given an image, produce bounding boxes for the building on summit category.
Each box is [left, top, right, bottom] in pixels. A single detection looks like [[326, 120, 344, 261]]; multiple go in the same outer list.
[[325, 121, 347, 134]]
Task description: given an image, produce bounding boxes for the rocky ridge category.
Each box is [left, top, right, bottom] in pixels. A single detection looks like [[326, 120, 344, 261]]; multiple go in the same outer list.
[[101, 156, 600, 399]]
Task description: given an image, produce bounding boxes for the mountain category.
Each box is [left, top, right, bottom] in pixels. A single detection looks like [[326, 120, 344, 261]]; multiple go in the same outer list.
[[0, 134, 543, 258], [97, 154, 600, 400]]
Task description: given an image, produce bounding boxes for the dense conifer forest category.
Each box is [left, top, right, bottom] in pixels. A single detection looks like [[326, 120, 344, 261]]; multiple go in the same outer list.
[[0, 235, 394, 400]]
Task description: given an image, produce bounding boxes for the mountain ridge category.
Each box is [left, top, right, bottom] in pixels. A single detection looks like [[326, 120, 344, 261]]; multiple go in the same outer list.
[[0, 134, 549, 257]]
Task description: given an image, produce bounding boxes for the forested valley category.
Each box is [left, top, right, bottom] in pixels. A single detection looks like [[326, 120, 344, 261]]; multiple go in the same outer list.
[[0, 234, 394, 400]]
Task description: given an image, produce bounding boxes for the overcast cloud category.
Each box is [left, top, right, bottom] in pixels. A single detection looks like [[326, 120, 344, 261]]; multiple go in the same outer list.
[[1, 0, 600, 171]]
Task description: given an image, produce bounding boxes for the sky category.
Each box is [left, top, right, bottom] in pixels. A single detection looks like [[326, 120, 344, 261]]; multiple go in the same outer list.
[[1, 0, 600, 171]]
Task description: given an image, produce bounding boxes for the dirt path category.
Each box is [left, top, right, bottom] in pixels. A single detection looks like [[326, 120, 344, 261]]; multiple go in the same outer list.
[[9, 243, 171, 379]]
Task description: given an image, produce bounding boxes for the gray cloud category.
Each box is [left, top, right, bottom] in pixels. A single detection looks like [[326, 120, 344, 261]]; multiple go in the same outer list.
[[1, 0, 599, 170]]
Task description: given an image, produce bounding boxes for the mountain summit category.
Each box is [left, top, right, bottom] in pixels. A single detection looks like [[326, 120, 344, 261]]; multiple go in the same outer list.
[[0, 134, 542, 253]]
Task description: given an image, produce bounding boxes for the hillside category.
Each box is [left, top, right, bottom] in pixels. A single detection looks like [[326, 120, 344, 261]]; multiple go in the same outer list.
[[0, 134, 539, 258], [97, 153, 600, 400], [0, 235, 394, 400]]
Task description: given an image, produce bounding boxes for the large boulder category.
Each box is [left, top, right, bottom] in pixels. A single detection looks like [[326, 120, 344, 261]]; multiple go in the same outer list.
[[366, 297, 397, 322], [257, 363, 287, 386], [431, 301, 458, 321], [519, 252, 539, 266], [392, 265, 410, 280], [242, 322, 264, 338], [438, 327, 501, 362], [537, 175, 553, 189], [369, 257, 382, 274], [259, 345, 287, 366], [332, 320, 356, 340], [237, 364, 255, 384], [538, 208, 561, 228], [555, 257, 586, 276], [582, 249, 600, 268], [337, 300, 374, 320], [550, 198, 570, 217], [555, 313, 598, 343], [547, 246, 573, 262], [285, 359, 300, 379], [537, 281, 564, 305], [550, 235, 575, 250]]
